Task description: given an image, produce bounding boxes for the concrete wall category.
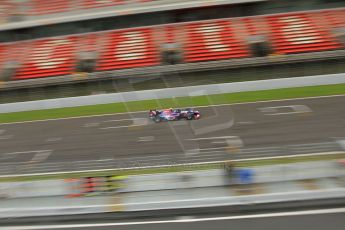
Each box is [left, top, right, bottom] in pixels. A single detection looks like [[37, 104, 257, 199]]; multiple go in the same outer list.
[[1, 73, 345, 113]]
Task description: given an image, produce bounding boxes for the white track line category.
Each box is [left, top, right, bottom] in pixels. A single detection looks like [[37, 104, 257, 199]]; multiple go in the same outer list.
[[102, 118, 136, 123], [0, 150, 52, 155], [0, 151, 343, 178], [0, 135, 13, 139], [100, 124, 144, 130], [1, 207, 345, 230], [233, 151, 345, 162], [0, 94, 344, 126], [187, 136, 238, 140]]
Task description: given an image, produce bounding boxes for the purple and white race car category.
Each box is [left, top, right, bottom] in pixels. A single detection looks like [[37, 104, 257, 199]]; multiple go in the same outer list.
[[149, 108, 201, 123]]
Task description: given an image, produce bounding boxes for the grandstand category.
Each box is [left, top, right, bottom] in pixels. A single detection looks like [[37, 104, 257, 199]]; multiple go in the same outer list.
[[0, 0, 344, 102]]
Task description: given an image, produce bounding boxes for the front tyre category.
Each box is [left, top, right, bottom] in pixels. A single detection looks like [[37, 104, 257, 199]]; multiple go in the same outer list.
[[154, 116, 161, 123], [186, 113, 193, 120]]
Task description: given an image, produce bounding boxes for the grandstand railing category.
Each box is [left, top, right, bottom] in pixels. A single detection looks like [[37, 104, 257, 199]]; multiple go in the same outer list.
[[0, 0, 267, 31]]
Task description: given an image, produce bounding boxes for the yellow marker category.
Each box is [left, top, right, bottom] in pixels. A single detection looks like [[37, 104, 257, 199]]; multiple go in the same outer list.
[[73, 72, 88, 80], [300, 179, 319, 190], [226, 146, 240, 154], [110, 195, 124, 212]]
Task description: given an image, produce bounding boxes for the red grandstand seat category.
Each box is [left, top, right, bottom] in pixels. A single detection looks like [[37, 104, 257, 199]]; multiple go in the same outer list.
[[266, 13, 343, 54], [0, 42, 32, 80], [28, 0, 71, 15], [320, 10, 344, 29], [165, 25, 177, 43], [0, 0, 22, 22], [82, 0, 124, 9], [242, 17, 260, 35], [184, 20, 250, 62], [0, 0, 158, 17], [97, 28, 159, 71], [14, 36, 77, 80], [0, 44, 5, 73], [0, 41, 30, 64], [75, 33, 100, 52], [1, 8, 344, 81]]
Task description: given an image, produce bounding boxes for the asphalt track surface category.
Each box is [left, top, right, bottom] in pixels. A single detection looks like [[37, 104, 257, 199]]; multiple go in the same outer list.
[[61, 212, 345, 230], [0, 95, 344, 172], [62, 212, 345, 230], [4, 209, 345, 230]]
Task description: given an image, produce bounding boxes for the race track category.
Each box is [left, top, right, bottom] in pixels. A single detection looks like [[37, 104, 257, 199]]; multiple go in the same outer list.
[[60, 211, 345, 230], [0, 95, 344, 173], [3, 208, 345, 230]]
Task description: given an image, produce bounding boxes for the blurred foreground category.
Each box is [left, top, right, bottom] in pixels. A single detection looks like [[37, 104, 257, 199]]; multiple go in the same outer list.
[[1, 158, 345, 219]]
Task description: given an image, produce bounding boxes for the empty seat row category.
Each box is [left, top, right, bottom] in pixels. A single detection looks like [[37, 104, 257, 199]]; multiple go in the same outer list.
[[184, 20, 249, 62], [0, 8, 343, 80], [0, 28, 160, 80], [266, 13, 342, 54], [1, 0, 155, 16], [97, 28, 159, 71]]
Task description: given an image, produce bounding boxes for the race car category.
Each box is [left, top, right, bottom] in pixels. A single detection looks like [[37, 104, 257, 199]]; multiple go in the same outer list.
[[149, 108, 201, 122]]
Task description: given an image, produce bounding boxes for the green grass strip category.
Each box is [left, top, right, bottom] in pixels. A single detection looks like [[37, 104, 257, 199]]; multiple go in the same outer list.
[[1, 83, 345, 123]]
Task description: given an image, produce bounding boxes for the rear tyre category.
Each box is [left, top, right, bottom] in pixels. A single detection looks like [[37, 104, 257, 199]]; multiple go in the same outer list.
[[154, 116, 161, 123]]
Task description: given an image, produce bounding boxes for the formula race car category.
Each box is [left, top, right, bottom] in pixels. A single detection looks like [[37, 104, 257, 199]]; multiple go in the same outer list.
[[149, 108, 201, 123]]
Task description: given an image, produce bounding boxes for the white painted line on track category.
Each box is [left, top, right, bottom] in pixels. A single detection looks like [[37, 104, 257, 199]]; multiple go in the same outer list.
[[138, 136, 155, 142], [0, 151, 343, 178], [0, 135, 13, 140], [82, 122, 100, 128], [237, 121, 255, 125], [100, 118, 148, 129], [45, 137, 63, 142], [288, 142, 335, 147], [212, 141, 227, 144], [0, 150, 53, 162], [102, 118, 142, 123], [233, 151, 345, 162], [0, 150, 52, 155], [336, 140, 345, 150], [100, 124, 144, 130], [2, 207, 345, 229], [29, 150, 52, 163], [259, 105, 310, 110], [259, 105, 312, 116], [188, 136, 238, 141], [184, 151, 226, 157], [0, 129, 13, 139], [0, 94, 344, 125], [241, 147, 281, 153], [263, 111, 303, 116]]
